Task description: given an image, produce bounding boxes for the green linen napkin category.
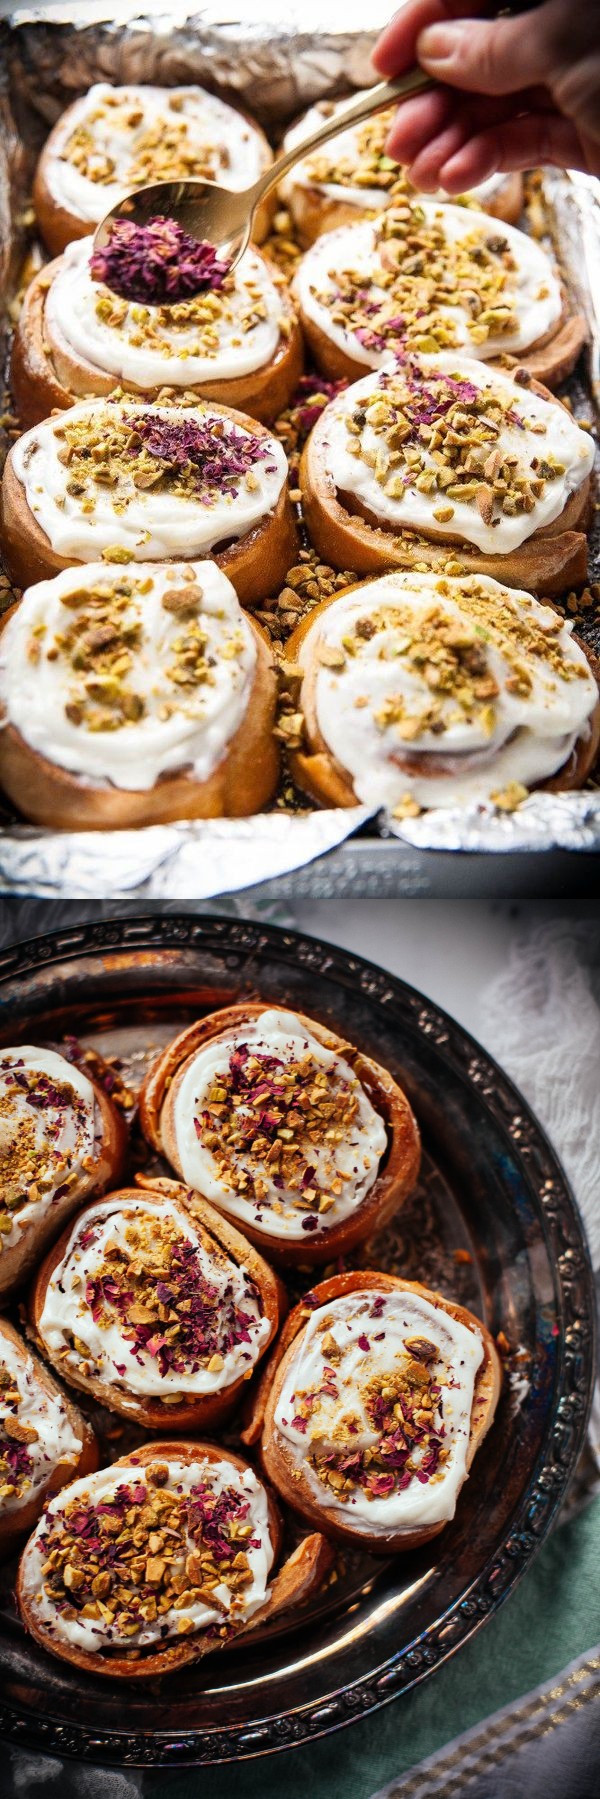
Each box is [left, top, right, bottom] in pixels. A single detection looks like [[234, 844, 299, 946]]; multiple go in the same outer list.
[[151, 1493, 600, 1799]]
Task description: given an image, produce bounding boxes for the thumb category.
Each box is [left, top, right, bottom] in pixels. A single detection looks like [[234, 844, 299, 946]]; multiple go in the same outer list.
[[416, 3, 569, 96]]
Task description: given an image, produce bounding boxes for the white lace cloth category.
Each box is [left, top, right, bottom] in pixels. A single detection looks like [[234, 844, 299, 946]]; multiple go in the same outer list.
[[480, 915, 600, 1485], [481, 917, 600, 1271]]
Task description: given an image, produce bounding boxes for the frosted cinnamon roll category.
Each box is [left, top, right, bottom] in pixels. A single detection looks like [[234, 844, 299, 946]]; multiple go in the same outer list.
[[280, 99, 524, 244], [301, 353, 594, 594], [1, 398, 296, 604], [29, 1181, 285, 1431], [33, 83, 274, 257], [0, 560, 279, 829], [295, 202, 585, 388], [287, 571, 600, 813], [0, 1044, 126, 1300], [245, 1272, 501, 1552], [138, 1003, 420, 1268], [17, 1441, 332, 1675], [0, 1318, 97, 1557], [12, 238, 303, 430]]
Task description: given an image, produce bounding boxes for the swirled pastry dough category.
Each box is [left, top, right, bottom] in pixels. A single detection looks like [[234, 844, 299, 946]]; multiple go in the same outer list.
[[19, 1454, 273, 1652], [274, 1286, 484, 1532], [42, 84, 269, 226], [298, 571, 598, 810], [11, 400, 288, 563], [295, 203, 562, 366], [0, 561, 257, 791], [172, 1007, 387, 1241], [46, 238, 288, 388]]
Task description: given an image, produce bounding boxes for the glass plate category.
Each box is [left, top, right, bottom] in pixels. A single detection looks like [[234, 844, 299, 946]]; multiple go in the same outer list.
[[0, 913, 594, 1766]]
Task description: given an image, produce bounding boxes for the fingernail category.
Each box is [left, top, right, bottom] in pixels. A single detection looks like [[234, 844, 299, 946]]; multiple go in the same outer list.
[[417, 22, 468, 65]]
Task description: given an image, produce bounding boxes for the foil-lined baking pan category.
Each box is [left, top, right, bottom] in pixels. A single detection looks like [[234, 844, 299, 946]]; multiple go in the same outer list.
[[1, 4, 599, 898]]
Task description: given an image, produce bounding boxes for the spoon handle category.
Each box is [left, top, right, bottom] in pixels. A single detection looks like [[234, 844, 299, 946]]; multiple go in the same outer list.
[[251, 69, 433, 210]]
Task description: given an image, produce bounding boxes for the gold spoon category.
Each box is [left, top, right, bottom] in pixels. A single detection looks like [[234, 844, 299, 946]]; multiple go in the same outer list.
[[93, 69, 433, 276]]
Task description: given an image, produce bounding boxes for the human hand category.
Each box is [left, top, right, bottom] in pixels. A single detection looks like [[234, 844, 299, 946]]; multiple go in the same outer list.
[[372, 1, 600, 189]]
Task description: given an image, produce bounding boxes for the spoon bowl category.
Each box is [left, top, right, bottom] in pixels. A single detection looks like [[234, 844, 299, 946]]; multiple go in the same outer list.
[[93, 177, 253, 267]]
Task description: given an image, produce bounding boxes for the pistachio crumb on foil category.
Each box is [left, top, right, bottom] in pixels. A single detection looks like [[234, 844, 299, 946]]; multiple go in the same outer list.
[[264, 207, 304, 276]]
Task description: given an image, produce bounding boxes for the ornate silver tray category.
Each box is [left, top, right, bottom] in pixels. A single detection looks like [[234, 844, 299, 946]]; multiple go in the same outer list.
[[0, 912, 594, 1766]]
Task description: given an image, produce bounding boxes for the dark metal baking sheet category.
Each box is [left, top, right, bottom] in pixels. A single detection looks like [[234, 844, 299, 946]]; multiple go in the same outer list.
[[0, 912, 594, 1765]]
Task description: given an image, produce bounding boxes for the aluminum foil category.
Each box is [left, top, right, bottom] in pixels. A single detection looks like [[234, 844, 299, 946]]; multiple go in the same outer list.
[[1, 3, 388, 134], [388, 790, 600, 853], [0, 807, 375, 898], [0, 4, 599, 895]]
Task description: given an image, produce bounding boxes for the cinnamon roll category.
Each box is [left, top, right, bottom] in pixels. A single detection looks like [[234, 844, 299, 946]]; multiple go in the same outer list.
[[280, 99, 524, 245], [0, 560, 279, 829], [0, 1317, 97, 1557], [29, 1180, 285, 1431], [12, 238, 302, 430], [33, 83, 274, 257], [294, 202, 585, 388], [245, 1272, 501, 1552], [1, 398, 296, 603], [286, 571, 600, 814], [17, 1441, 332, 1675], [0, 1044, 126, 1300], [301, 353, 594, 594], [138, 1003, 420, 1267]]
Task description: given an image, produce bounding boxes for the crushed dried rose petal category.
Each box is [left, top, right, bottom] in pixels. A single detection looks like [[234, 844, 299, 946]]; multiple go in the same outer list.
[[128, 412, 272, 494], [37, 1470, 262, 1643], [90, 216, 230, 305]]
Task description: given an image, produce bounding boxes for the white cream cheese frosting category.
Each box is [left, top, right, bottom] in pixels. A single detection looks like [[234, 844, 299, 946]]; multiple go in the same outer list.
[[0, 561, 257, 792], [317, 354, 594, 554], [11, 399, 288, 562], [281, 99, 511, 212], [46, 238, 286, 387], [294, 205, 562, 366], [38, 1192, 272, 1400], [171, 1006, 388, 1242], [274, 1287, 484, 1533], [0, 1334, 82, 1513], [0, 1047, 96, 1251], [302, 572, 597, 811], [43, 83, 268, 225], [20, 1455, 273, 1651]]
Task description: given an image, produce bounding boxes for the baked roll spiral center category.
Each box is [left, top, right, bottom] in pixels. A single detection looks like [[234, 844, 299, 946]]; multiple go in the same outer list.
[[0, 1047, 96, 1254], [274, 1287, 483, 1532], [0, 562, 258, 792], [295, 201, 562, 367], [172, 1007, 388, 1242], [38, 1192, 272, 1400], [10, 401, 288, 565], [314, 354, 593, 555], [0, 1338, 83, 1514], [19, 1453, 274, 1653]]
